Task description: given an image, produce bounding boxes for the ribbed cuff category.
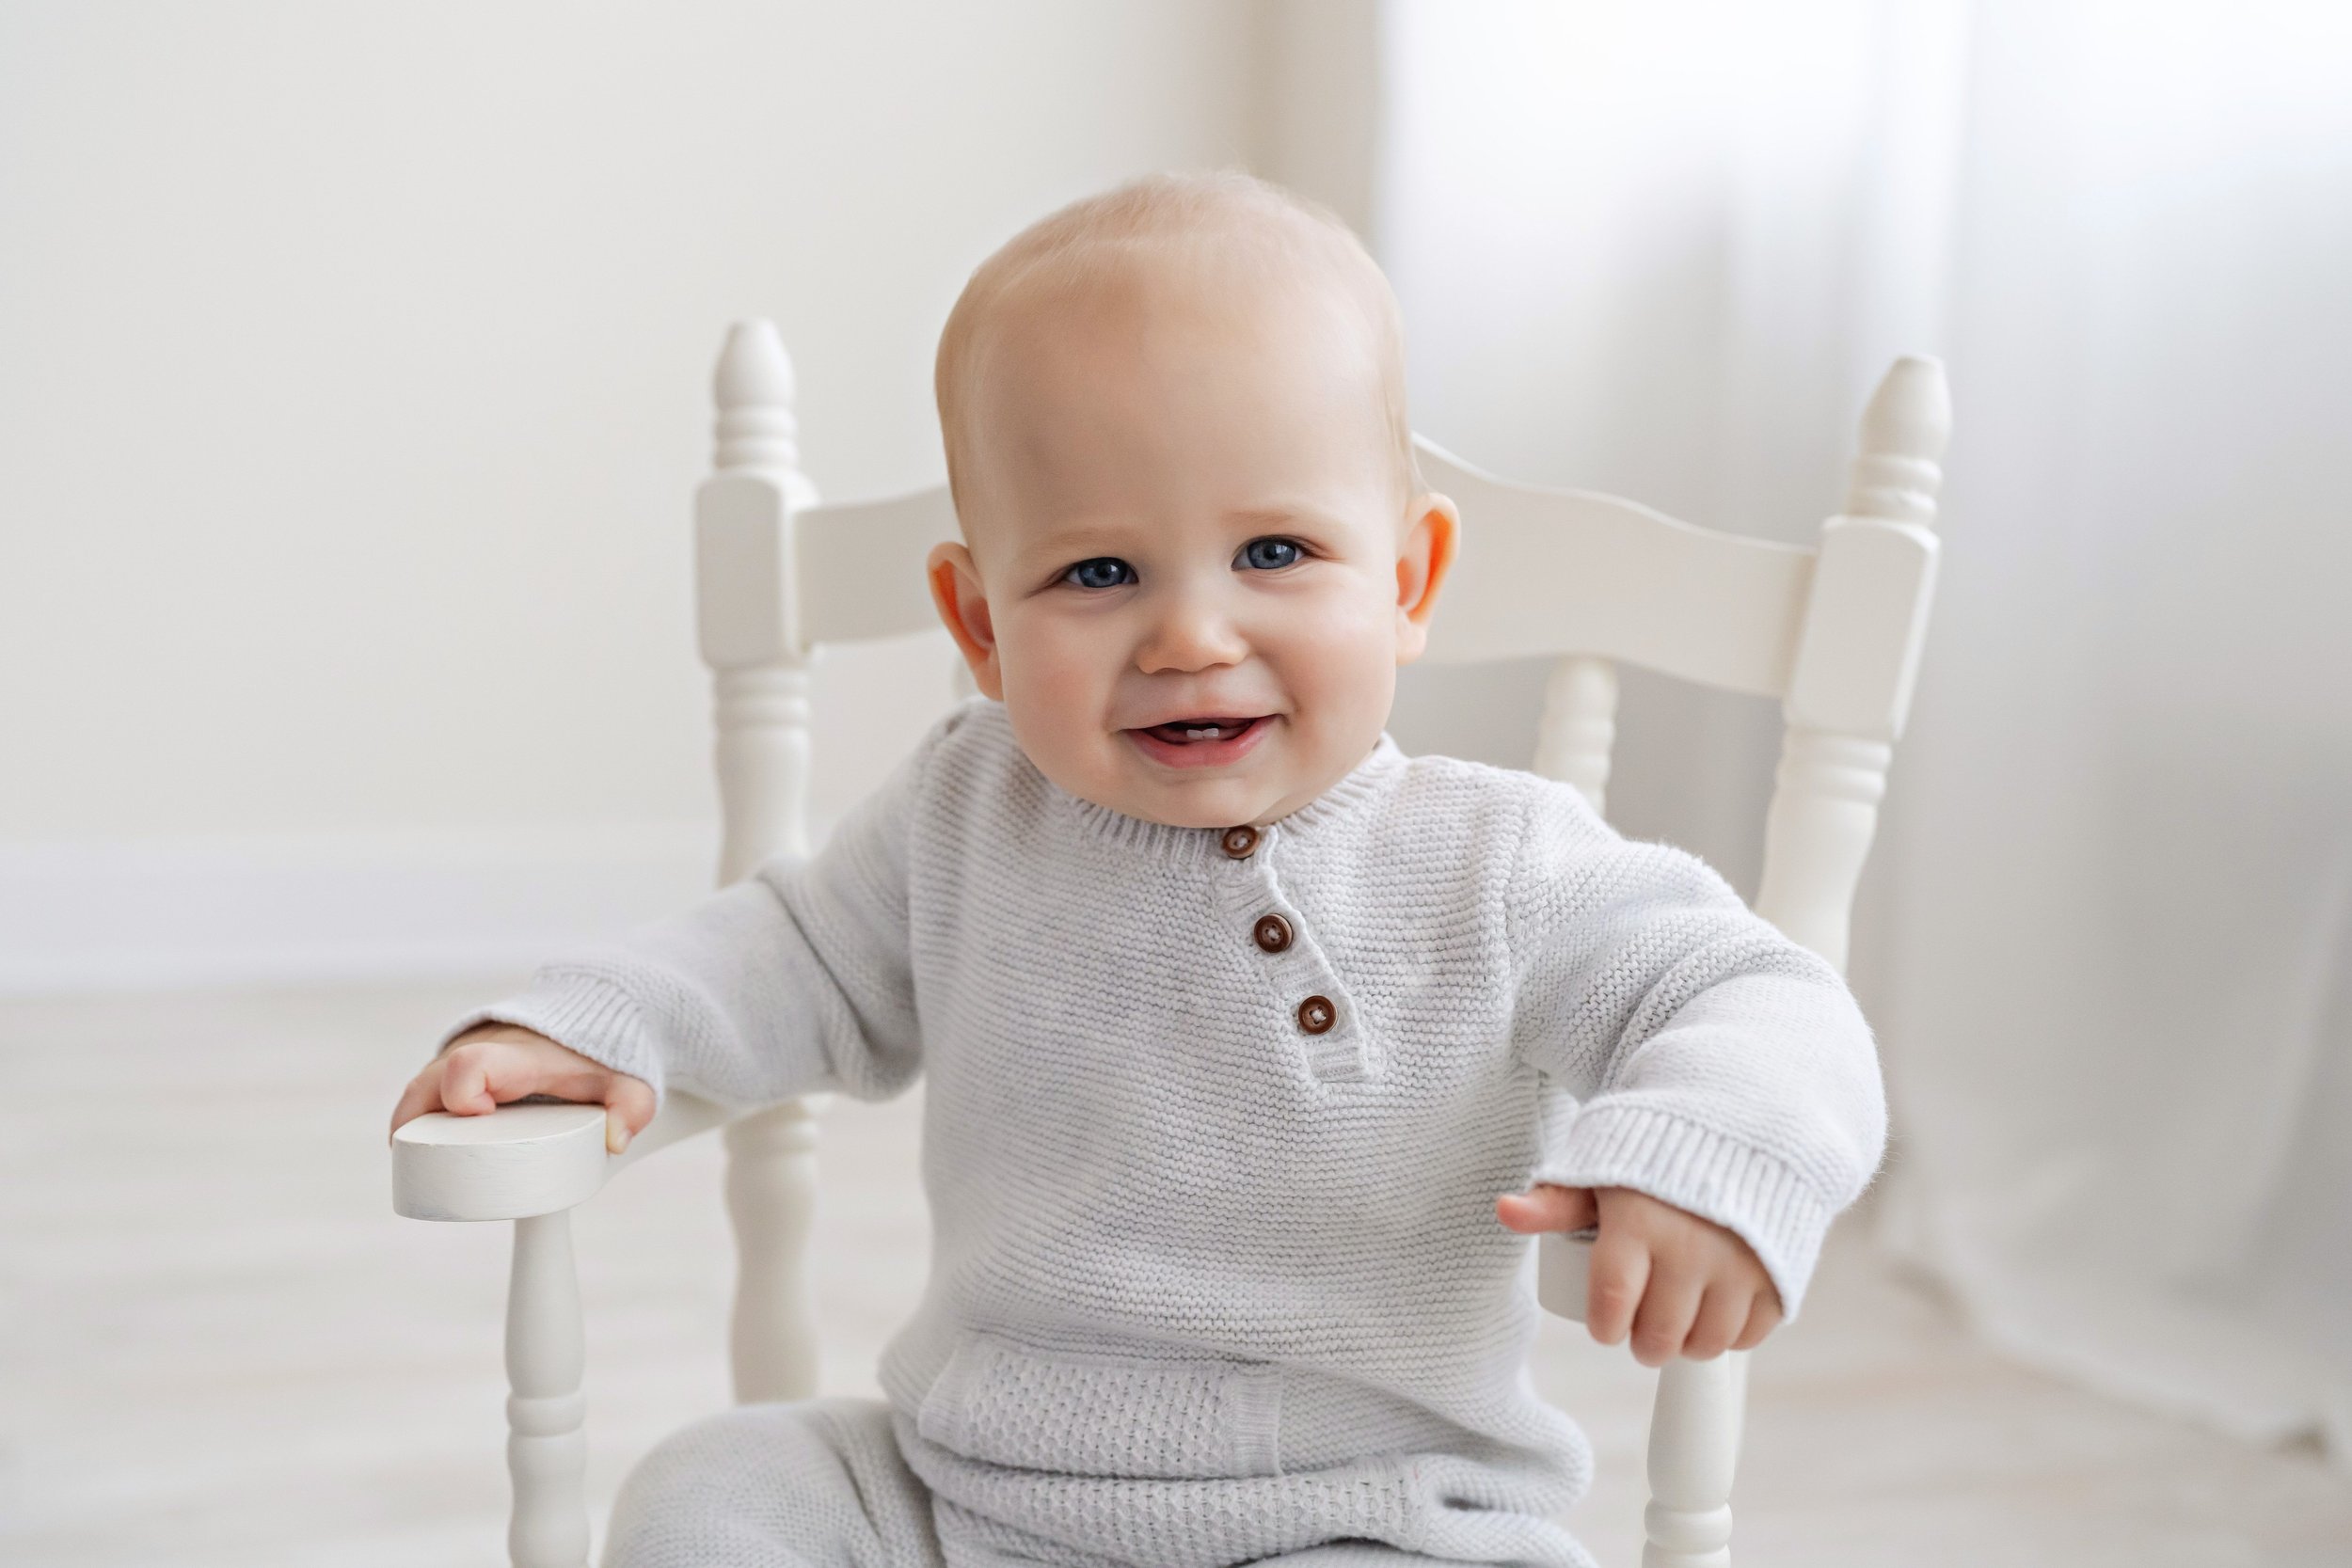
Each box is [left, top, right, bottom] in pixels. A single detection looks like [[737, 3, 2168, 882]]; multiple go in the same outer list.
[[435, 968, 666, 1105], [1530, 1101, 1837, 1321]]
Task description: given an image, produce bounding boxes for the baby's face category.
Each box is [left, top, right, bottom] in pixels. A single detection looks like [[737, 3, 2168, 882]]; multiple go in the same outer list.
[[930, 262, 1454, 829]]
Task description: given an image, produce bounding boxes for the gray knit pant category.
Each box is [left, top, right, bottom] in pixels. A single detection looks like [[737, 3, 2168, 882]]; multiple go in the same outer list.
[[605, 1399, 944, 1568], [602, 1399, 1549, 1568]]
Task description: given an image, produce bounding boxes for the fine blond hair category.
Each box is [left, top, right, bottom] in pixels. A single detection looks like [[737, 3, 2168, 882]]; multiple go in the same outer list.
[[934, 170, 1421, 520]]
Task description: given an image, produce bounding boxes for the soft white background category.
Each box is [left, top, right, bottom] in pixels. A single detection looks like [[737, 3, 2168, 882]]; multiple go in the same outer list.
[[4, 0, 2346, 1483], [1374, 0, 2352, 1467], [0, 0, 1280, 983]]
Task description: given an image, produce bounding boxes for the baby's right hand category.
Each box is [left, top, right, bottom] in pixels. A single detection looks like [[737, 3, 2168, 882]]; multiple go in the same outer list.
[[389, 1023, 656, 1154]]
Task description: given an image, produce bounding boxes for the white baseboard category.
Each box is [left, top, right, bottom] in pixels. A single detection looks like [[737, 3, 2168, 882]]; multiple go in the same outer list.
[[0, 822, 744, 996]]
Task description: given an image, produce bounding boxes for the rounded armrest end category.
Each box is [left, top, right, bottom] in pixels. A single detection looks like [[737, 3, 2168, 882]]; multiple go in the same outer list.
[[393, 1103, 611, 1221]]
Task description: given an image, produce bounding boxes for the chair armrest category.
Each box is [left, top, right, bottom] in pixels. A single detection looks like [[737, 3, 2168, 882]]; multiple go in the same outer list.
[[392, 1092, 735, 1221], [1535, 1229, 1598, 1323], [1539, 1226, 1745, 1565]]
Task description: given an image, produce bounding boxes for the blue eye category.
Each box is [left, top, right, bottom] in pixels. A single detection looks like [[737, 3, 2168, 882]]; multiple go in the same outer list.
[[1238, 537, 1303, 571], [1061, 557, 1135, 590]]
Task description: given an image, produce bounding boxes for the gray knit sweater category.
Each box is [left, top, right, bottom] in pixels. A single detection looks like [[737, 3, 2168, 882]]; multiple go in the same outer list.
[[456, 698, 1885, 1568]]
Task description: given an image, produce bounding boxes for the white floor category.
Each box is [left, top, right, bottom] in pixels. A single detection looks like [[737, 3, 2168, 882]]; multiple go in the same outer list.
[[4, 980, 2348, 1567]]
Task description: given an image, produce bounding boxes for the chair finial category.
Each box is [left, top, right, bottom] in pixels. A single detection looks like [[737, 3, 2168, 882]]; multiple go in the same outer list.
[[717, 320, 795, 406], [712, 320, 813, 499], [1845, 356, 1950, 526]]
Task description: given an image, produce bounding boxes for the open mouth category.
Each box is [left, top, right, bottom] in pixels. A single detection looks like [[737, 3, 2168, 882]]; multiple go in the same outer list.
[[1124, 714, 1274, 768], [1144, 717, 1260, 744]]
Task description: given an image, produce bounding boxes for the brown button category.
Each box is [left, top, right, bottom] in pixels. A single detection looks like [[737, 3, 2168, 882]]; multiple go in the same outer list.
[[1252, 913, 1294, 954], [1296, 994, 1337, 1035], [1219, 825, 1261, 859]]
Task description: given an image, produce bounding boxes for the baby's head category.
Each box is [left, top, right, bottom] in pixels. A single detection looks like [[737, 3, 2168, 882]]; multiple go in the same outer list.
[[926, 171, 1456, 830]]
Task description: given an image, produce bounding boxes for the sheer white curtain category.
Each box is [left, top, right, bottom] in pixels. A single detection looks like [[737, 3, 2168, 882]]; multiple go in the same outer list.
[[1373, 0, 2352, 1463]]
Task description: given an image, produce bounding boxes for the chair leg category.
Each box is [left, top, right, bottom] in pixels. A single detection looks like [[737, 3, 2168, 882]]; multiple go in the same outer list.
[[724, 1099, 823, 1404], [1643, 1349, 1742, 1567], [507, 1211, 590, 1568]]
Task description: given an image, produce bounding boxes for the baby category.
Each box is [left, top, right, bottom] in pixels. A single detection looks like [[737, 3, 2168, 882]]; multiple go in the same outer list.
[[391, 171, 1885, 1568]]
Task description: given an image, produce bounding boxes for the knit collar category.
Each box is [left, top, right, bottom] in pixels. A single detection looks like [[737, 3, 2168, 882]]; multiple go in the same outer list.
[[1041, 728, 1407, 865]]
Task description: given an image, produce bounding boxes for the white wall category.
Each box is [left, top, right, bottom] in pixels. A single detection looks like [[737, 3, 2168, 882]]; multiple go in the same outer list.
[[1373, 0, 1964, 899], [0, 1, 1269, 987]]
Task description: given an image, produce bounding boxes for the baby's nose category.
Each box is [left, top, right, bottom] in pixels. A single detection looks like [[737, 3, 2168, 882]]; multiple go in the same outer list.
[[1136, 591, 1248, 673]]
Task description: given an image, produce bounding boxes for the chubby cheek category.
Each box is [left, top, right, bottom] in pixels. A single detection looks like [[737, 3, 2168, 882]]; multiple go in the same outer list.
[[1000, 622, 1102, 705], [992, 611, 1124, 762], [1258, 585, 1399, 731]]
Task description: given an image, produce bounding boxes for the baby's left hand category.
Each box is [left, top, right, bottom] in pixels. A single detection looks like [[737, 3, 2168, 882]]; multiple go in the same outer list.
[[1495, 1185, 1783, 1366]]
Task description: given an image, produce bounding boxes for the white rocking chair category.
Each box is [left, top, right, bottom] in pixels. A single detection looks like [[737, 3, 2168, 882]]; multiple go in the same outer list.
[[392, 321, 1948, 1568]]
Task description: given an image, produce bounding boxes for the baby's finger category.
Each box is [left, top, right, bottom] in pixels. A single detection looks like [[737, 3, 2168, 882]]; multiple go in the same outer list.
[[1681, 1283, 1751, 1361], [1494, 1185, 1597, 1234], [389, 1069, 447, 1139], [436, 1039, 504, 1117], [604, 1074, 658, 1153], [1584, 1226, 1651, 1347], [1628, 1259, 1705, 1368], [1730, 1291, 1785, 1352]]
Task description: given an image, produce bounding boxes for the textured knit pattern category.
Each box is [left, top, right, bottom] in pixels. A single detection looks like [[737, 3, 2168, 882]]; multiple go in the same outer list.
[[454, 698, 1886, 1568], [605, 1398, 943, 1568], [607, 1397, 1546, 1568]]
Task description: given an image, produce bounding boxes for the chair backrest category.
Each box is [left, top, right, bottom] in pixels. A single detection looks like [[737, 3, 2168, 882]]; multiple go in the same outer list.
[[700, 318, 1944, 950], [691, 321, 1947, 1552]]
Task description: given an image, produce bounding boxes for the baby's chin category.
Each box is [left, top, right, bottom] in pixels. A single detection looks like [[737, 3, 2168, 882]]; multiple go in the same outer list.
[[1061, 751, 1344, 831], [1119, 788, 1285, 832]]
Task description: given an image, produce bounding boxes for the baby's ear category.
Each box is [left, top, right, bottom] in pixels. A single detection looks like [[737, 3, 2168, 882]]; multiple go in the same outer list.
[[928, 542, 1004, 699], [1393, 493, 1459, 664]]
